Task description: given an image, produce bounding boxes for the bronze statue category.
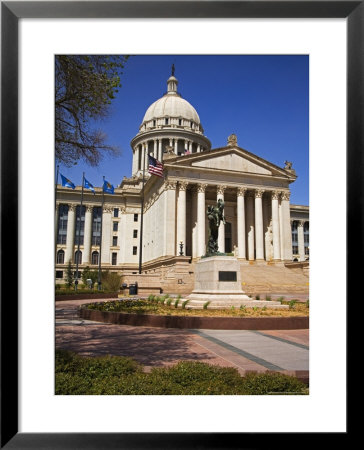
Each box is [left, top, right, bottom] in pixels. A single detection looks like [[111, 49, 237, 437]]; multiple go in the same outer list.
[[171, 63, 175, 76], [206, 198, 226, 255]]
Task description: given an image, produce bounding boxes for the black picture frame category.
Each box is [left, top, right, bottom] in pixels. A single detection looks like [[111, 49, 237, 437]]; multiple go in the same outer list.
[[1, 1, 356, 448]]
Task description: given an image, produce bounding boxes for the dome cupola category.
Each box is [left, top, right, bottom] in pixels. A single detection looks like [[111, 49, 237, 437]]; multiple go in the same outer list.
[[130, 66, 211, 176]]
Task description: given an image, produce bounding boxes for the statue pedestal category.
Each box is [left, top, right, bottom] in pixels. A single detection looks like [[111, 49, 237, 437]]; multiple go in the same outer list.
[[187, 256, 287, 309]]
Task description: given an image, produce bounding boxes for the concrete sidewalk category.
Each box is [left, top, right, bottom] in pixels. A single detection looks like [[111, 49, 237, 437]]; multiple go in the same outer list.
[[55, 299, 309, 383]]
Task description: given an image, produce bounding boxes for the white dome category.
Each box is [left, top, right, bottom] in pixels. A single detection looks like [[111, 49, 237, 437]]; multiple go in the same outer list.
[[143, 94, 200, 124]]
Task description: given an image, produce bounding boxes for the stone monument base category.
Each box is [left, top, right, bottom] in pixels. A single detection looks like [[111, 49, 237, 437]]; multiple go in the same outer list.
[[186, 256, 288, 310]]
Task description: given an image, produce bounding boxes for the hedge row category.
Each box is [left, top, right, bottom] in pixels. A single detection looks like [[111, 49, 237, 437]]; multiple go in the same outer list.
[[55, 349, 307, 395]]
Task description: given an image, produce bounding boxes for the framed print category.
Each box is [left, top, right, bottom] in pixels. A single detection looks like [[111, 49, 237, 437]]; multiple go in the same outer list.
[[1, 1, 357, 447]]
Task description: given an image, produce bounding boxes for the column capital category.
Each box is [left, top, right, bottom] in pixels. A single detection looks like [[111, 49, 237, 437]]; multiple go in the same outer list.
[[68, 203, 77, 212], [164, 179, 177, 190], [178, 181, 189, 191], [255, 189, 265, 198], [281, 191, 291, 201], [103, 204, 113, 213], [197, 183, 207, 193], [217, 185, 227, 196], [237, 186, 247, 197], [271, 190, 281, 200], [85, 204, 93, 213], [298, 220, 305, 227]]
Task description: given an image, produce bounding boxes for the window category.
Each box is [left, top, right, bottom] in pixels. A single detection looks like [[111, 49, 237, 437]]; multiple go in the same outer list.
[[153, 120, 156, 126], [165, 118, 169, 125], [91, 251, 99, 265], [304, 222, 309, 255], [56, 270, 63, 279], [133, 246, 137, 255], [112, 252, 117, 265], [113, 222, 118, 232], [92, 207, 102, 246], [56, 249, 65, 264], [291, 221, 298, 252], [178, 119, 182, 126], [75, 205, 86, 245], [113, 236, 118, 247], [74, 250, 82, 265], [133, 229, 138, 238], [113, 208, 119, 218], [57, 204, 68, 244], [134, 214, 138, 222]]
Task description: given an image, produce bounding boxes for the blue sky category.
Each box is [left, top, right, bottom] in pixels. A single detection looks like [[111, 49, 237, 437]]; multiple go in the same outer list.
[[58, 55, 309, 205]]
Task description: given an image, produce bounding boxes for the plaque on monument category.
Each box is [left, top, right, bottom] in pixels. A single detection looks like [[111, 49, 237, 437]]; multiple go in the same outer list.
[[218, 271, 237, 282]]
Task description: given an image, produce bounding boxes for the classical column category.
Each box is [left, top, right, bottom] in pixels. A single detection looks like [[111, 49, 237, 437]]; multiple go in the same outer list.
[[83, 205, 93, 264], [237, 187, 247, 259], [246, 192, 255, 260], [189, 141, 192, 153], [153, 139, 158, 158], [255, 189, 265, 260], [64, 203, 76, 263], [217, 185, 226, 253], [298, 220, 305, 261], [191, 187, 198, 258], [197, 144, 201, 153], [141, 142, 147, 172], [132, 147, 138, 174], [55, 203, 60, 251], [163, 180, 177, 256], [101, 205, 112, 264], [158, 140, 163, 161], [280, 191, 293, 261], [197, 183, 207, 257], [174, 138, 178, 155], [271, 190, 281, 261], [177, 181, 188, 254]]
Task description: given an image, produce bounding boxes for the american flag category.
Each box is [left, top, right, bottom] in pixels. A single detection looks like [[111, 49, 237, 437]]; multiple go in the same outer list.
[[148, 155, 164, 177], [184, 148, 191, 155]]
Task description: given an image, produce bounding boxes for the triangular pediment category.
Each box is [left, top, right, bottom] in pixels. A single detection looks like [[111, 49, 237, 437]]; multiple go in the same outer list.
[[169, 146, 291, 178]]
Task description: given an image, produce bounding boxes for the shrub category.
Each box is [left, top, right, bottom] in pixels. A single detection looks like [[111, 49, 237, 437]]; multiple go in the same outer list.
[[182, 300, 189, 309], [265, 295, 271, 301], [55, 350, 307, 395], [240, 372, 306, 395], [65, 261, 73, 288], [148, 294, 154, 302], [166, 297, 173, 306], [277, 296, 285, 304], [174, 298, 180, 308], [240, 305, 246, 311], [101, 271, 121, 291], [203, 301, 210, 309], [289, 300, 297, 309]]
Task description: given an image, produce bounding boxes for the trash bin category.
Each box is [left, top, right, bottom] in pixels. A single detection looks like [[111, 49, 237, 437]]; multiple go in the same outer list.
[[129, 284, 137, 295]]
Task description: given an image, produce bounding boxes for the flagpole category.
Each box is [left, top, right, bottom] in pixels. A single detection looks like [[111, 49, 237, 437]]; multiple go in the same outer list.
[[75, 172, 85, 291], [138, 148, 147, 274], [98, 176, 105, 290], [55, 164, 59, 263]]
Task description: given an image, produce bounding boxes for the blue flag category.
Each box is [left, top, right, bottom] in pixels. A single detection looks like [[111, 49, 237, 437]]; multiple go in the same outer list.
[[84, 177, 95, 194], [103, 179, 114, 194], [60, 174, 75, 189]]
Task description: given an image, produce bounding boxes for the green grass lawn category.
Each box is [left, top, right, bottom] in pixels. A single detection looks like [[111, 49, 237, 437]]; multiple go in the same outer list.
[[56, 349, 308, 395]]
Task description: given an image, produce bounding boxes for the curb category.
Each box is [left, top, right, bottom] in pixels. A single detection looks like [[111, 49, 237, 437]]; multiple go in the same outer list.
[[79, 308, 309, 330]]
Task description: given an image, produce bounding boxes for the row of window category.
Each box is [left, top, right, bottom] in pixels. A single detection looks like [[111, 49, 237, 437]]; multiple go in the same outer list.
[[56, 247, 139, 266], [57, 204, 139, 245]]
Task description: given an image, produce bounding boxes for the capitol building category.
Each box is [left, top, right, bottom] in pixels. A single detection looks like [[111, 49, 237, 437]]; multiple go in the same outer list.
[[55, 70, 309, 294]]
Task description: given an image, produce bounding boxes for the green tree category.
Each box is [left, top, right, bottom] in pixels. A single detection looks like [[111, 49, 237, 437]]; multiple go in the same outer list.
[[65, 261, 74, 288], [82, 266, 98, 288], [55, 55, 129, 166]]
